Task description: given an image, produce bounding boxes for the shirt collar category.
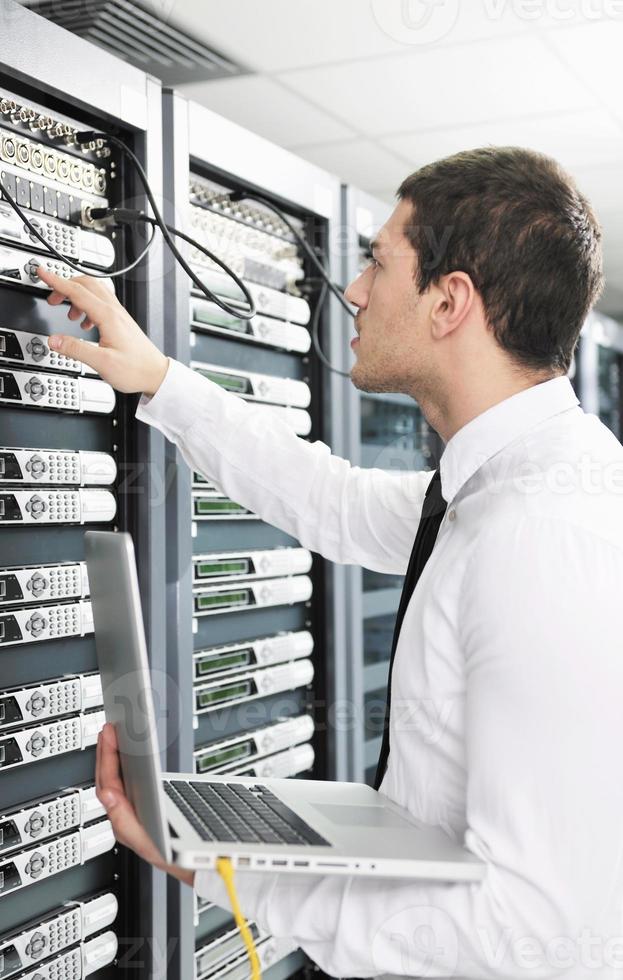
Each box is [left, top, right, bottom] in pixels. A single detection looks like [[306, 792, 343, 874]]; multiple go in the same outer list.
[[439, 376, 580, 503]]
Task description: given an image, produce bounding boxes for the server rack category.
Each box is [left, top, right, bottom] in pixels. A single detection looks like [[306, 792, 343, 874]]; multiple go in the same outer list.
[[576, 310, 623, 441], [0, 4, 166, 977], [161, 91, 343, 980], [339, 187, 440, 786]]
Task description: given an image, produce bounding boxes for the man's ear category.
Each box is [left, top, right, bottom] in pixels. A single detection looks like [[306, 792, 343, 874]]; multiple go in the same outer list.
[[430, 272, 476, 340]]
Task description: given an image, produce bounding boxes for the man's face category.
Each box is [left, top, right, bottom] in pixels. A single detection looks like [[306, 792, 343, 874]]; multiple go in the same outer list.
[[345, 198, 435, 396]]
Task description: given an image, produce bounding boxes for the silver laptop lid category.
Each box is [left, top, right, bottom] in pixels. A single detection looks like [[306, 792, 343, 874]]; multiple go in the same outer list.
[[85, 530, 172, 863]]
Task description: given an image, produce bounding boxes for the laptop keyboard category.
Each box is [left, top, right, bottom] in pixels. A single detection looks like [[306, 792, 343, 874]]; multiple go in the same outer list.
[[164, 780, 331, 847]]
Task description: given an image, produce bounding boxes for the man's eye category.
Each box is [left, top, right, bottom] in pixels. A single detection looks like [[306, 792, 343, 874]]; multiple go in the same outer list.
[[364, 251, 380, 270]]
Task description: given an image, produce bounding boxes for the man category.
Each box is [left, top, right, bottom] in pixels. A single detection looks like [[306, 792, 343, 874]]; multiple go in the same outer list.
[[39, 146, 623, 979]]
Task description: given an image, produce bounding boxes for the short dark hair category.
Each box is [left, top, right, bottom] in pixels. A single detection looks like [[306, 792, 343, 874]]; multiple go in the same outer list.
[[397, 146, 604, 374]]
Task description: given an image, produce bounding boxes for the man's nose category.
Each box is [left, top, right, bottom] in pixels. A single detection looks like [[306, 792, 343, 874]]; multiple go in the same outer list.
[[344, 270, 369, 309]]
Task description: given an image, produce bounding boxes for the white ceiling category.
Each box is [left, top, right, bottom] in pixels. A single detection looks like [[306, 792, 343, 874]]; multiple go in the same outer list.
[[167, 0, 623, 315]]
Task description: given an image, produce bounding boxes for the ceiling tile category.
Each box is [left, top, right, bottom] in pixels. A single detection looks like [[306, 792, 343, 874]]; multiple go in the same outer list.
[[277, 35, 598, 135], [161, 0, 532, 74], [546, 22, 623, 122], [295, 140, 412, 190], [380, 108, 623, 171], [177, 76, 355, 147]]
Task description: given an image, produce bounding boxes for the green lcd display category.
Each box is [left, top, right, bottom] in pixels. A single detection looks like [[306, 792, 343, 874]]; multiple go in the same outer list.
[[196, 741, 252, 772], [192, 306, 248, 332], [194, 499, 248, 516], [199, 370, 250, 394], [195, 590, 250, 611], [195, 648, 252, 676], [196, 681, 252, 709], [195, 559, 250, 578]]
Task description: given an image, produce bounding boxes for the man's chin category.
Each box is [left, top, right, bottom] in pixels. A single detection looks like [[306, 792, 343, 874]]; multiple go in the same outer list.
[[350, 361, 401, 394]]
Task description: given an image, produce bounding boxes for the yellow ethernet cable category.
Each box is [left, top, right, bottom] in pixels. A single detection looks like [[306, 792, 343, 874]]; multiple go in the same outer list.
[[216, 856, 262, 980]]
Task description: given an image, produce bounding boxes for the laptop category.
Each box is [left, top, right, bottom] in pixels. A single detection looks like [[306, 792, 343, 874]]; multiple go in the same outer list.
[[85, 530, 485, 881]]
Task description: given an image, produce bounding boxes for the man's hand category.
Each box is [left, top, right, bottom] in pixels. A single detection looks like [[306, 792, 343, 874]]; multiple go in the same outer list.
[[37, 267, 169, 397], [96, 722, 195, 887]]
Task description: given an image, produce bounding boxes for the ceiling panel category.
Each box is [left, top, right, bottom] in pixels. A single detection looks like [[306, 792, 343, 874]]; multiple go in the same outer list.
[[276, 35, 598, 136], [177, 75, 356, 146], [572, 162, 623, 220], [162, 0, 533, 74], [380, 108, 623, 171], [546, 22, 623, 122], [294, 139, 412, 190]]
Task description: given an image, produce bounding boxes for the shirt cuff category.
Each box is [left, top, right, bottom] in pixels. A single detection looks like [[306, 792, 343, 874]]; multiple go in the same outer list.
[[136, 357, 216, 439]]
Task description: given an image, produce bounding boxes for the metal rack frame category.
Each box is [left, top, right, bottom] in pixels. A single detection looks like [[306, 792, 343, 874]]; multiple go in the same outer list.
[[161, 89, 345, 980], [0, 3, 166, 973]]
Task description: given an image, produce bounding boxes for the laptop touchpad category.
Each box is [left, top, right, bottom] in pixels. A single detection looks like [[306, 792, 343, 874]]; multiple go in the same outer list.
[[313, 803, 414, 830]]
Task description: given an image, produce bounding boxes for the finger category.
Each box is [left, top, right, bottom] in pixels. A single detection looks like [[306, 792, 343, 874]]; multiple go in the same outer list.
[[98, 723, 125, 796], [67, 304, 84, 322], [81, 317, 94, 331], [46, 289, 69, 307], [95, 726, 106, 794], [47, 333, 108, 374], [37, 267, 110, 324]]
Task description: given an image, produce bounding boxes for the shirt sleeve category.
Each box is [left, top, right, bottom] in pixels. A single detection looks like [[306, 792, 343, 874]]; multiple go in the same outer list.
[[197, 514, 623, 979], [136, 358, 433, 574]]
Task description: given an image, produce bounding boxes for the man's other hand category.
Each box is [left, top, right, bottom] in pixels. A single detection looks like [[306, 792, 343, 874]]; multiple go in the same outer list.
[[37, 267, 169, 397], [96, 722, 195, 887]]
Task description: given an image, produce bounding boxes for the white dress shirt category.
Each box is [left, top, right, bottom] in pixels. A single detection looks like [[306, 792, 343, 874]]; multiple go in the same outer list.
[[137, 359, 623, 979]]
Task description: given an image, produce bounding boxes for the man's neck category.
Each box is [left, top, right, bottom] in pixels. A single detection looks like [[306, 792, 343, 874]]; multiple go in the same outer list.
[[418, 369, 560, 444]]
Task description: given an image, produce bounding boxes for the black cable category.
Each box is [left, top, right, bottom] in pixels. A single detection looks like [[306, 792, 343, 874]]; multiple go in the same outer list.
[[311, 281, 351, 378], [75, 130, 257, 320], [226, 189, 356, 319], [0, 175, 156, 279], [90, 206, 264, 322]]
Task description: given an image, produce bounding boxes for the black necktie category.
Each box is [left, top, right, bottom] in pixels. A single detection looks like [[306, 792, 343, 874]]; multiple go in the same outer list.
[[373, 469, 447, 790]]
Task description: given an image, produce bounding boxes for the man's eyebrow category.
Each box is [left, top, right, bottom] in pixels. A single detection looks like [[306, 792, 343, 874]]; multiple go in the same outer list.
[[369, 238, 383, 254]]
